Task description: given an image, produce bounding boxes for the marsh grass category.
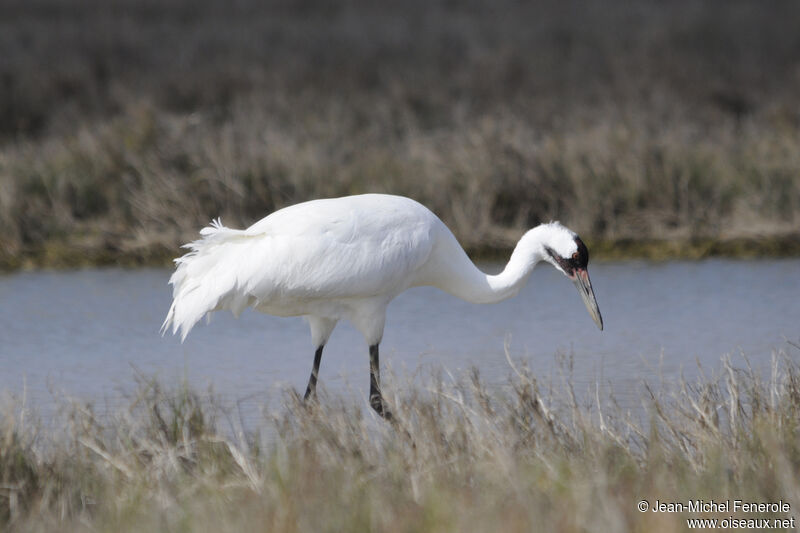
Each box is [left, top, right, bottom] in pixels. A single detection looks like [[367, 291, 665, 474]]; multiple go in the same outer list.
[[2, 346, 800, 532]]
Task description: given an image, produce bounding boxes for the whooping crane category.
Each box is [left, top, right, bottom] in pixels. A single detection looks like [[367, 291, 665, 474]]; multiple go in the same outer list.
[[162, 194, 603, 419]]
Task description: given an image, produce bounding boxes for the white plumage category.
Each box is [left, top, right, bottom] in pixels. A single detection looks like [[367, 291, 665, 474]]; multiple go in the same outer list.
[[163, 194, 602, 418]]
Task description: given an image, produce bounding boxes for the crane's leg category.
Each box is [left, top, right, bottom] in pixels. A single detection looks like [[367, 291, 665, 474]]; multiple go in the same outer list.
[[369, 344, 391, 420], [304, 345, 325, 401], [351, 304, 391, 420], [304, 316, 337, 403]]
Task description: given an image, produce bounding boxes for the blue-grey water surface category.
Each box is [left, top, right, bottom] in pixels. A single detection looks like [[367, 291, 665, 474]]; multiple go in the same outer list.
[[1, 259, 798, 418]]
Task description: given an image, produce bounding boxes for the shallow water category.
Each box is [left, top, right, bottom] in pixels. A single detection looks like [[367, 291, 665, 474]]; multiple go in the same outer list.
[[0, 259, 798, 418]]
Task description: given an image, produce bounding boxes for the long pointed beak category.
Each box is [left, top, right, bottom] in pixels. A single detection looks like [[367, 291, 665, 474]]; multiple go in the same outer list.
[[572, 269, 603, 330]]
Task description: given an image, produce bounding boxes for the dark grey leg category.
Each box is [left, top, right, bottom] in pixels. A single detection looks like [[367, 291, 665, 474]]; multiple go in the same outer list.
[[304, 345, 324, 401], [369, 344, 391, 419]]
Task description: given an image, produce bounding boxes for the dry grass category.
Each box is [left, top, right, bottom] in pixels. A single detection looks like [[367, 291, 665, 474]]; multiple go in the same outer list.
[[1, 0, 799, 268], [2, 346, 800, 532]]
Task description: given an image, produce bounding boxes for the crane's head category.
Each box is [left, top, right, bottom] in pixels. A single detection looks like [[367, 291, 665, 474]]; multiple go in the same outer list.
[[539, 222, 603, 330]]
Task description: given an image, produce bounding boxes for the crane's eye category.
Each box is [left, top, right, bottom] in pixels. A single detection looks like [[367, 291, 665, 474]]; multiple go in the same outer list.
[[572, 252, 579, 260]]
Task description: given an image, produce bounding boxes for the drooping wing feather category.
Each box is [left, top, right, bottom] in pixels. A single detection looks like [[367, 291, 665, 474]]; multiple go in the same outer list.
[[162, 195, 437, 340]]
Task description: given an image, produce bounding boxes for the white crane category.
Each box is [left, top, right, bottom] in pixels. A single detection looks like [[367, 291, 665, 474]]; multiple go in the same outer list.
[[162, 194, 603, 418]]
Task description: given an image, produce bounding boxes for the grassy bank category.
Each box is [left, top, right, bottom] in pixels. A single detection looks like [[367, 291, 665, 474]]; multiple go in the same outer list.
[[2, 349, 800, 532], [6, 233, 800, 272], [2, 0, 800, 269]]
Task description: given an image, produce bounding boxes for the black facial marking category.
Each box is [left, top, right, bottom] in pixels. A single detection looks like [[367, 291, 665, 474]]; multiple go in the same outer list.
[[545, 236, 589, 277], [573, 237, 589, 269]]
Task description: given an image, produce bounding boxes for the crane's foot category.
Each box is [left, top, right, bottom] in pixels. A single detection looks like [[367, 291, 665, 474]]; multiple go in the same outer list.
[[370, 394, 392, 421], [289, 388, 314, 415], [301, 386, 321, 417], [303, 386, 316, 402]]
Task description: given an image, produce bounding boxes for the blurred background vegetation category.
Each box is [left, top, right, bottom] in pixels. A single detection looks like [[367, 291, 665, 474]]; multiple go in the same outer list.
[[1, 0, 799, 268]]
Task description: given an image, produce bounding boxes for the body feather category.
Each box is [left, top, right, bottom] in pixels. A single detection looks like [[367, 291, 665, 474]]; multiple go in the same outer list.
[[162, 195, 437, 341]]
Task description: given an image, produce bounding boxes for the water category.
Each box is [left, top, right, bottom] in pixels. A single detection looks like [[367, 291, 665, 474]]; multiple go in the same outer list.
[[1, 260, 798, 418]]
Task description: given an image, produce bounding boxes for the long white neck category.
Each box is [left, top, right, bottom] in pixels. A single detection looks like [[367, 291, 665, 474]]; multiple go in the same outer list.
[[429, 225, 550, 304]]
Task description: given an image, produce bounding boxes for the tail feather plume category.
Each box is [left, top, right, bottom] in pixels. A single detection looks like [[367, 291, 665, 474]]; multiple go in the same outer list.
[[161, 219, 263, 341]]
